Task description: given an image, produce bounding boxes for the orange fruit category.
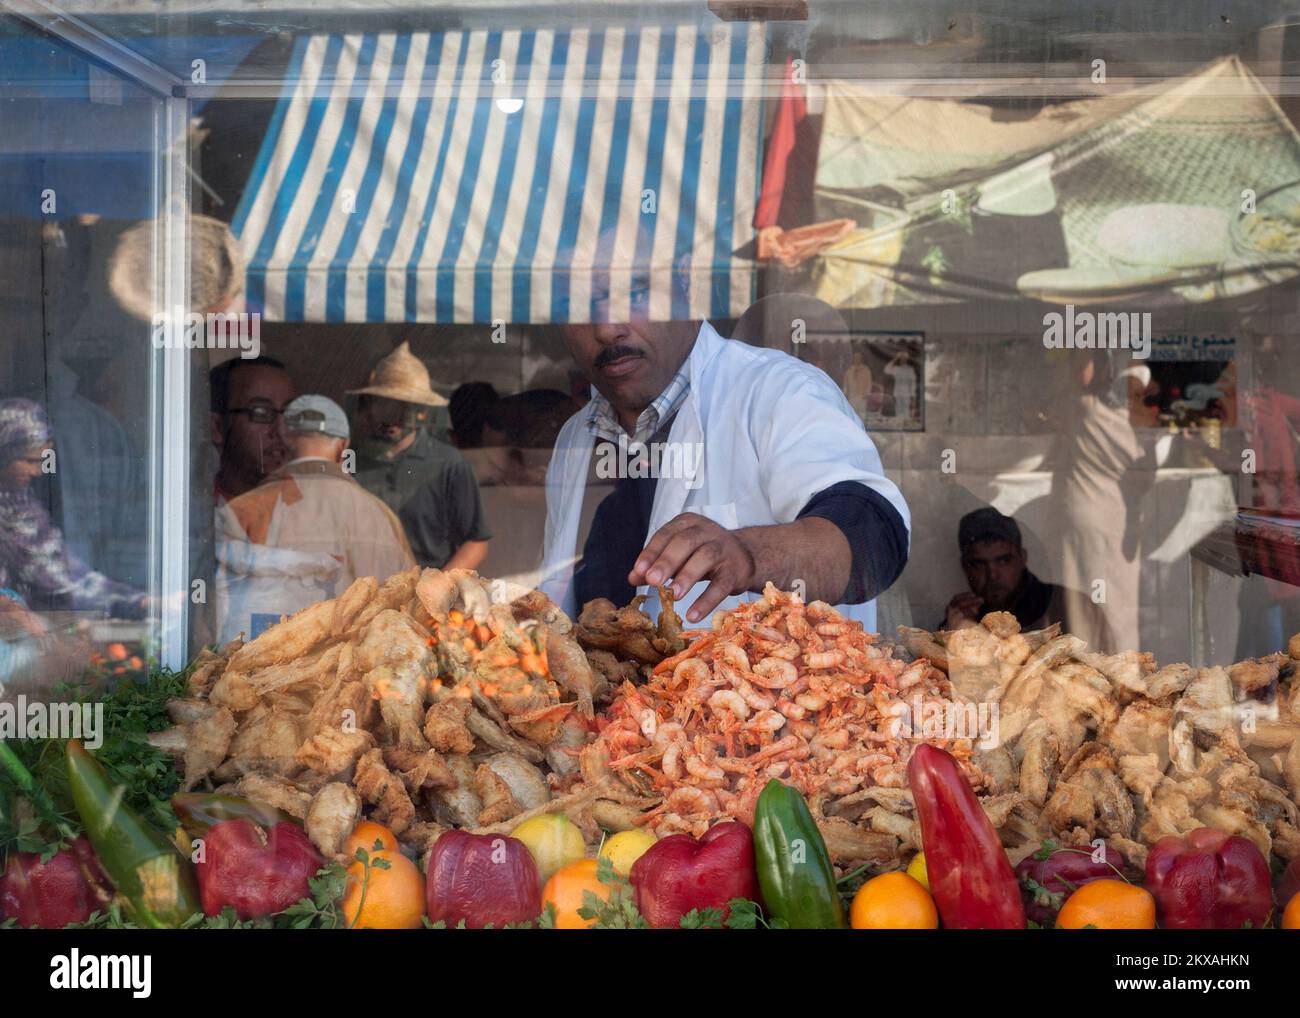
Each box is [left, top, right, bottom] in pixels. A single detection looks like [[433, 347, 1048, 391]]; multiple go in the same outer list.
[[344, 820, 399, 862], [1056, 879, 1156, 929], [542, 859, 610, 929], [1283, 893, 1299, 930], [342, 849, 424, 929], [850, 872, 938, 929]]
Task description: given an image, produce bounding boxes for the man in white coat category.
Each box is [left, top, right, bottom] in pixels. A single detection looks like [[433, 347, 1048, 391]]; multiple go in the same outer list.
[[539, 266, 911, 631]]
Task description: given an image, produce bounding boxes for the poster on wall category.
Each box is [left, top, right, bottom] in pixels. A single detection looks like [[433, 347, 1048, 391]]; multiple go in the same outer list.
[[801, 330, 925, 431]]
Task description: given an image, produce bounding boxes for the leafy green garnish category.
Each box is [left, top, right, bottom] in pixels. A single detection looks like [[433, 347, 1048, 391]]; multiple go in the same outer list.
[[1023, 875, 1065, 913], [679, 907, 724, 929], [577, 857, 648, 929], [1, 665, 189, 860], [277, 863, 350, 930], [723, 898, 786, 930]]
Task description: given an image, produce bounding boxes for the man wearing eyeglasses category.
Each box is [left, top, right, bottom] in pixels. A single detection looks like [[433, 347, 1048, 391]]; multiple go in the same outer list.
[[209, 356, 298, 505]]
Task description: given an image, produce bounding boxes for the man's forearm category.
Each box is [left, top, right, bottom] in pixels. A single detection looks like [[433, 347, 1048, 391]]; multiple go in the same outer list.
[[736, 517, 851, 604], [445, 539, 489, 571]]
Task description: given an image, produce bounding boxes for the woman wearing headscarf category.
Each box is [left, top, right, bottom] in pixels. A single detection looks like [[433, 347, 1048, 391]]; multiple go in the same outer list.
[[0, 398, 147, 618]]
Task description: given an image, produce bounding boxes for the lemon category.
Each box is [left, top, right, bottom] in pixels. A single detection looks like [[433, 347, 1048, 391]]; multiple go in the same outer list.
[[599, 829, 658, 876], [511, 813, 586, 884], [906, 851, 929, 891]]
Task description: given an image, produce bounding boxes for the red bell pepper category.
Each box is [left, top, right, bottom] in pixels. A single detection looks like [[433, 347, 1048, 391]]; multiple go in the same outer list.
[[907, 743, 1025, 929], [629, 821, 757, 928], [1015, 842, 1128, 925], [195, 819, 323, 919], [1145, 827, 1272, 929], [425, 830, 541, 929], [0, 837, 111, 928]]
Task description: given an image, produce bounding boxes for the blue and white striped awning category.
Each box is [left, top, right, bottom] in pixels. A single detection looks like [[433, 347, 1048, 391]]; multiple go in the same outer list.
[[232, 26, 767, 324]]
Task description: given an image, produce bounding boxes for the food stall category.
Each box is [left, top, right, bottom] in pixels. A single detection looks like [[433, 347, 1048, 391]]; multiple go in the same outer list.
[[2, 0, 1300, 979]]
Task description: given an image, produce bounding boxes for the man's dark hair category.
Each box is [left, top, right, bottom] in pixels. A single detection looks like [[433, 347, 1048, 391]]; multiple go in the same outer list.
[[209, 355, 288, 414], [448, 382, 501, 447], [958, 507, 1022, 553]]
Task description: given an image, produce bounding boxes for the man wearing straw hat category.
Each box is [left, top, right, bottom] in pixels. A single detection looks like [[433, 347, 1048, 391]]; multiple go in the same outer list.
[[349, 342, 491, 571]]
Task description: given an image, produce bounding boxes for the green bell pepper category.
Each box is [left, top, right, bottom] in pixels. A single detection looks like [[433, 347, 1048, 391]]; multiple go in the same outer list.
[[66, 739, 201, 928], [752, 779, 847, 929]]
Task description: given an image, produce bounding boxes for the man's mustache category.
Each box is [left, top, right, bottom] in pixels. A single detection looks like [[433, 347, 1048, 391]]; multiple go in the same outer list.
[[594, 345, 645, 369]]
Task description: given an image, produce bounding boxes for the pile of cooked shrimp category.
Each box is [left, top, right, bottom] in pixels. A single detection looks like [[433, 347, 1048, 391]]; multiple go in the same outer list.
[[581, 583, 988, 838]]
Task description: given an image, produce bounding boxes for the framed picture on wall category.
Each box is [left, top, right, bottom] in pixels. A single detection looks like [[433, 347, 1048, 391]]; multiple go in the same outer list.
[[799, 330, 925, 431]]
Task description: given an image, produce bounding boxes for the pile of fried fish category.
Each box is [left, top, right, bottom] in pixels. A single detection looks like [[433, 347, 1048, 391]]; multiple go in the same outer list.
[[150, 569, 1300, 874]]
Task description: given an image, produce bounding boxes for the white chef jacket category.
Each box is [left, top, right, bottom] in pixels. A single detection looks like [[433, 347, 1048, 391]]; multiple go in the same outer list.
[[540, 322, 910, 630]]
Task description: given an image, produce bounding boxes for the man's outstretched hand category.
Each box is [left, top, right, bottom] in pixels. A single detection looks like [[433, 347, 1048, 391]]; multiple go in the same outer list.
[[629, 513, 852, 624], [629, 513, 756, 623]]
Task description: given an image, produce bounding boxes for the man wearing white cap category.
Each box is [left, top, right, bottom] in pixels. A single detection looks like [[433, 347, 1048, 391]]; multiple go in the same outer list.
[[215, 395, 415, 638], [349, 342, 491, 570]]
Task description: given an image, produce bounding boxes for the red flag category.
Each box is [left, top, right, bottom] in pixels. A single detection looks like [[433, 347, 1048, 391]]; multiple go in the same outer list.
[[753, 56, 808, 229]]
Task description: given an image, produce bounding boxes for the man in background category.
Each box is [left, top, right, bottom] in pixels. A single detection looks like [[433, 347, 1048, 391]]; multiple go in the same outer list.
[[448, 382, 504, 449], [210, 356, 298, 505], [941, 507, 1107, 640], [350, 342, 491, 570], [215, 396, 415, 641], [44, 356, 142, 585]]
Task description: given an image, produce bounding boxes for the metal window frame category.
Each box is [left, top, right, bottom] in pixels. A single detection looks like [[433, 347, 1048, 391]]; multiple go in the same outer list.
[[4, 1, 194, 669]]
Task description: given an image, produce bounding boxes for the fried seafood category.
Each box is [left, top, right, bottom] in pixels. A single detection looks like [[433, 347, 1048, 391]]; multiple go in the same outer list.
[[356, 610, 434, 749], [305, 782, 362, 859], [354, 748, 417, 834], [423, 697, 476, 754], [162, 566, 594, 857], [229, 772, 313, 819], [147, 704, 236, 791], [157, 566, 1300, 878], [574, 585, 686, 669], [909, 610, 1300, 866], [577, 584, 989, 860], [295, 726, 375, 779]]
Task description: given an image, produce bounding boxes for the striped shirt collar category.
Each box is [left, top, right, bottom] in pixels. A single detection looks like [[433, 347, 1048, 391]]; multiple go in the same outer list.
[[585, 361, 691, 446]]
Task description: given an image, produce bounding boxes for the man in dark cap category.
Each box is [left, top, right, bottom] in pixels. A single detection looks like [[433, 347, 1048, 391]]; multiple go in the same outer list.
[[942, 507, 1070, 632]]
